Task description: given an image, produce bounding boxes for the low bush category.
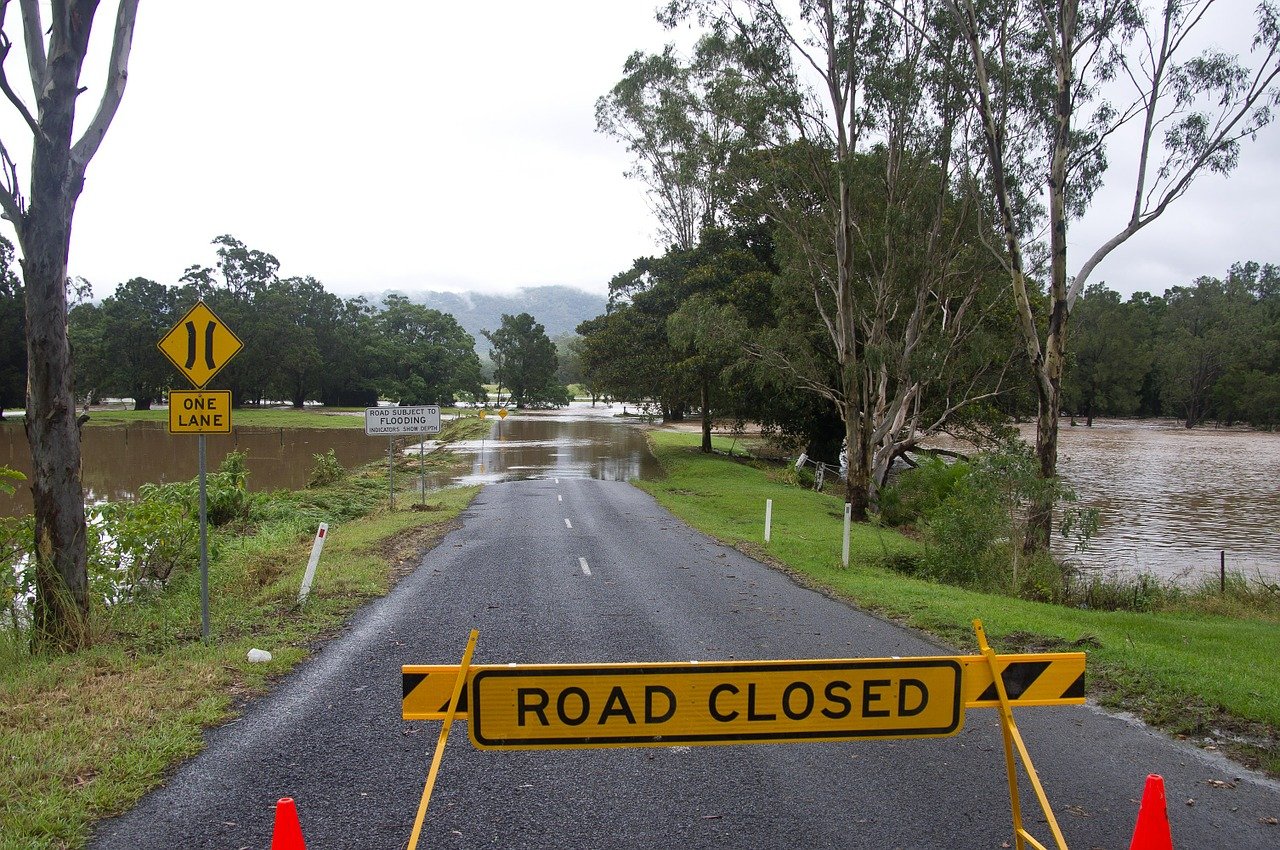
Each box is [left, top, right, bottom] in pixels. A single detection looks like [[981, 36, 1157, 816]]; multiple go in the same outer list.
[[307, 449, 344, 488], [878, 455, 968, 528]]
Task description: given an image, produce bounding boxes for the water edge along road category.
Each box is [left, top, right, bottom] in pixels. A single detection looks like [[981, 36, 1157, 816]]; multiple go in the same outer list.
[[89, 477, 1279, 849]]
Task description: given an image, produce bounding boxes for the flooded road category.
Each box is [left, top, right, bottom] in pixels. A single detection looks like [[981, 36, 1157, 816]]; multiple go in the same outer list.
[[411, 405, 661, 489]]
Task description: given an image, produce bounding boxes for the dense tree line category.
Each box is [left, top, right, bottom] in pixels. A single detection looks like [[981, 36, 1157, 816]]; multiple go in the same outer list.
[[583, 0, 1280, 530], [65, 236, 487, 408], [1065, 264, 1280, 429], [0, 235, 500, 410]]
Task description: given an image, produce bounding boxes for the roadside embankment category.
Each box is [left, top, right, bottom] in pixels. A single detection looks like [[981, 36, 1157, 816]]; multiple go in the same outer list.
[[0, 415, 489, 850], [636, 429, 1280, 779]]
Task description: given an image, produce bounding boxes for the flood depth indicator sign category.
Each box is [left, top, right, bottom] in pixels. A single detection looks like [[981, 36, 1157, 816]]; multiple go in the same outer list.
[[364, 406, 441, 436]]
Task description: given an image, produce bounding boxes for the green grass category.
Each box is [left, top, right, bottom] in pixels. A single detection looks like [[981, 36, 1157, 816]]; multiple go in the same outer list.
[[638, 430, 1280, 775], [0, 417, 489, 849]]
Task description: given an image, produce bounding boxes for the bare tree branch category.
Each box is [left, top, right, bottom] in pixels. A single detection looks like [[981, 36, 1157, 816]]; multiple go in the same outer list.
[[0, 3, 43, 141], [16, 0, 46, 96], [71, 0, 139, 169]]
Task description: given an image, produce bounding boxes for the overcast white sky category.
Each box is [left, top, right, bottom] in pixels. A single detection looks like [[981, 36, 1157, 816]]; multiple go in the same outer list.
[[1, 1, 1276, 301]]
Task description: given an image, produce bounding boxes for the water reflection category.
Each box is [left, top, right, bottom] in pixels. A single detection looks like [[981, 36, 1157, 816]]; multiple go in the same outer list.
[[0, 422, 390, 517], [409, 407, 661, 488]]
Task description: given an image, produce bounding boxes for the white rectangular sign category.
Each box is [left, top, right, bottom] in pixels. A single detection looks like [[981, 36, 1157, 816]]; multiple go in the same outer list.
[[364, 405, 441, 436]]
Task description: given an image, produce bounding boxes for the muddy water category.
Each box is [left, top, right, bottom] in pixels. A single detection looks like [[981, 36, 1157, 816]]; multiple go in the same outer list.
[[411, 405, 662, 489], [4, 408, 1275, 584], [1044, 419, 1280, 584], [0, 422, 390, 517]]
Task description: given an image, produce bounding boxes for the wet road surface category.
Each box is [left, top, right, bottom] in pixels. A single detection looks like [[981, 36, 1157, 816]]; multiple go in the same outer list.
[[89, 476, 1280, 849]]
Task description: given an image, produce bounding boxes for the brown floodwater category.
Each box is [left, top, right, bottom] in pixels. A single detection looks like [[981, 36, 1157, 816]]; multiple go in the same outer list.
[[0, 420, 390, 516], [1043, 419, 1280, 584], [3, 410, 1275, 584], [409, 405, 663, 490]]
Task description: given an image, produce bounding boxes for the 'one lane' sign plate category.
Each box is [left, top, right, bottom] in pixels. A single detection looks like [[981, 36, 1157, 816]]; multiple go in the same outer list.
[[364, 406, 441, 436]]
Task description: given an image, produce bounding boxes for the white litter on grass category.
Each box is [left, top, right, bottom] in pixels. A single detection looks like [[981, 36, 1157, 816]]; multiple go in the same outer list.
[[247, 648, 273, 663]]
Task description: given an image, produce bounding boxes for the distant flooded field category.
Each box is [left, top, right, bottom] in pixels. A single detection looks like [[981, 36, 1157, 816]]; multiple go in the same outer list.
[[929, 419, 1280, 584], [0, 421, 389, 516], [1043, 419, 1280, 583]]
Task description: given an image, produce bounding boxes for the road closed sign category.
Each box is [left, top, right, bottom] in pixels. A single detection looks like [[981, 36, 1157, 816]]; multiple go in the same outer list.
[[364, 406, 441, 436], [465, 658, 963, 750]]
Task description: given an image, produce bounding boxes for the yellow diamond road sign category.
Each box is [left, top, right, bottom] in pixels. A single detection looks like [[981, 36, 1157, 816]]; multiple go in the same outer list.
[[158, 301, 243, 388]]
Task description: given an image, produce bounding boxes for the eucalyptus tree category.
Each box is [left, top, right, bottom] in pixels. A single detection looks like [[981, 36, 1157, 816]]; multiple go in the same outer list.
[[946, 0, 1280, 544], [177, 235, 283, 405], [597, 37, 775, 250], [69, 277, 178, 410], [659, 0, 1016, 517], [0, 0, 139, 648]]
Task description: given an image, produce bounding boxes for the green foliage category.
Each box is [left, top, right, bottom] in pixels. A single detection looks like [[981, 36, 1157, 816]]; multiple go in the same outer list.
[[902, 441, 1098, 599], [0, 236, 24, 414], [307, 449, 344, 488], [877, 456, 969, 528], [373, 294, 485, 405], [95, 497, 198, 594], [482, 312, 563, 408]]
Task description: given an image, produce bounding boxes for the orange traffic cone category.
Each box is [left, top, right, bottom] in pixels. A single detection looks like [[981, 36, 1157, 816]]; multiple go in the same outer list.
[[271, 797, 306, 850], [1129, 774, 1174, 850]]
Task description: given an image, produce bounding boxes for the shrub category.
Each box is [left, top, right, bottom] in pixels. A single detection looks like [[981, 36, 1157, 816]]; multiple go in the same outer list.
[[878, 455, 969, 527], [308, 449, 344, 488], [918, 439, 1097, 600]]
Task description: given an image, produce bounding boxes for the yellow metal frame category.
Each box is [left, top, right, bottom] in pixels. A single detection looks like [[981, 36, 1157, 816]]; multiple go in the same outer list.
[[406, 629, 478, 850], [400, 625, 1077, 849], [974, 619, 1069, 850]]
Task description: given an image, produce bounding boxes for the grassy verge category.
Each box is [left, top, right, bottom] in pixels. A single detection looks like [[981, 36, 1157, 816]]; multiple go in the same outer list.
[[637, 429, 1280, 777], [0, 417, 489, 850]]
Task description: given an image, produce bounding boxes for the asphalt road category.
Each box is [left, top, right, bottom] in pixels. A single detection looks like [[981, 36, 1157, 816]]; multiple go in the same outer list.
[[90, 478, 1279, 849]]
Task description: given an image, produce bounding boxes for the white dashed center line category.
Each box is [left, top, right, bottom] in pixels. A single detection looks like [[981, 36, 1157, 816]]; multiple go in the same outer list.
[[558, 494, 562, 503], [579, 557, 592, 576], [564, 518, 573, 529]]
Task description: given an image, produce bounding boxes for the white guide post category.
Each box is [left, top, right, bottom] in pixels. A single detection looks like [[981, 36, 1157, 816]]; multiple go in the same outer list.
[[298, 523, 329, 605], [842, 503, 852, 568], [765, 499, 773, 543]]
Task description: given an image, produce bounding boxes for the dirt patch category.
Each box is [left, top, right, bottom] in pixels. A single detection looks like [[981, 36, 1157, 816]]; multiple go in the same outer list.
[[380, 518, 464, 582]]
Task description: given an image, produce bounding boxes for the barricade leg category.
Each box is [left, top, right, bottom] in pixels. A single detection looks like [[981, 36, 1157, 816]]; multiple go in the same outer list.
[[406, 629, 479, 850], [974, 619, 1069, 850]]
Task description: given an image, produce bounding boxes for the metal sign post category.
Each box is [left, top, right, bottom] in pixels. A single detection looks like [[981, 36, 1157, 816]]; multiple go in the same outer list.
[[157, 300, 243, 644], [365, 406, 442, 510], [198, 435, 208, 640]]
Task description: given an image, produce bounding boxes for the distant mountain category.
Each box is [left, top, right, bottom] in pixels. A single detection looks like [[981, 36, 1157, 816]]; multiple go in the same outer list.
[[362, 285, 606, 344]]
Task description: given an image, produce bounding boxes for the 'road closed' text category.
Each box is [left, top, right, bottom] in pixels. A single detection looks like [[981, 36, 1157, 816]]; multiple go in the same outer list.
[[469, 660, 963, 749]]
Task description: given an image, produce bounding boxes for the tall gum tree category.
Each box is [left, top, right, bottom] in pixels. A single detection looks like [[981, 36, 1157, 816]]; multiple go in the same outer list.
[[0, 0, 139, 649], [945, 0, 1280, 546], [661, 0, 1015, 517]]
